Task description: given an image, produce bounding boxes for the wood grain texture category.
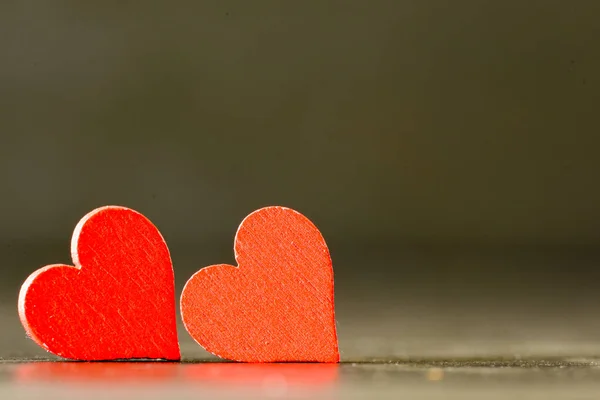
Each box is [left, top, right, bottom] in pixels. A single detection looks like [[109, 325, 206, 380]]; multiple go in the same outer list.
[[18, 206, 180, 361], [180, 206, 339, 363]]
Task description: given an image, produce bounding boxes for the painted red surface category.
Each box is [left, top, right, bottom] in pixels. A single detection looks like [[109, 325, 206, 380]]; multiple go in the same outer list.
[[181, 206, 339, 362], [18, 206, 180, 361]]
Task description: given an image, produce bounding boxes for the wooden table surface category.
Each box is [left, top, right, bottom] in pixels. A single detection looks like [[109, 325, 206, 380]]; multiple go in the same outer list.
[[0, 357, 599, 399]]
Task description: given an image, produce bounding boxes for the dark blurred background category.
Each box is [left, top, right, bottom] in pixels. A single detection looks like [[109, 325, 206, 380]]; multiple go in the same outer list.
[[1, 1, 600, 360]]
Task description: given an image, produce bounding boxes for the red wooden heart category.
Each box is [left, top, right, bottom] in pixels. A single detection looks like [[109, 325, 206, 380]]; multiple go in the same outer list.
[[180, 206, 339, 362], [18, 206, 180, 360]]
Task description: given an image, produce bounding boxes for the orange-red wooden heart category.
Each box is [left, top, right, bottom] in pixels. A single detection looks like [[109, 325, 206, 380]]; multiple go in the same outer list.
[[181, 206, 339, 362]]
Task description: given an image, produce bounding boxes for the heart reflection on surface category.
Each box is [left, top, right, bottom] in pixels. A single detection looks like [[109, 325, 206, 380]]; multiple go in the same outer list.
[[15, 362, 179, 383], [14, 361, 339, 395], [184, 363, 339, 387]]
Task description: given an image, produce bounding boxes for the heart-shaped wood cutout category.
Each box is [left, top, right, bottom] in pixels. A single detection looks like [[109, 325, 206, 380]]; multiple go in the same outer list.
[[18, 206, 180, 360], [180, 206, 339, 362]]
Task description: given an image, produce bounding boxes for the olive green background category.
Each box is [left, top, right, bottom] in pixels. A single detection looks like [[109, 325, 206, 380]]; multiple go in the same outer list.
[[1, 1, 600, 360]]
